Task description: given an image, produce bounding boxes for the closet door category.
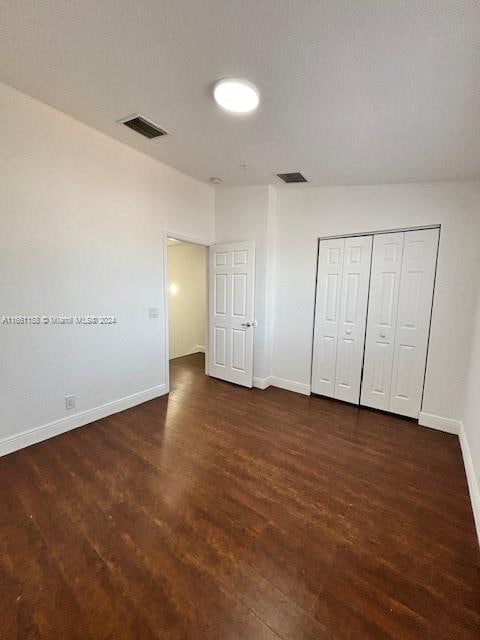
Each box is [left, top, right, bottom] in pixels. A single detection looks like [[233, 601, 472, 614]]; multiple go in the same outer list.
[[311, 238, 344, 397], [389, 228, 439, 418], [335, 235, 373, 403], [361, 233, 404, 411]]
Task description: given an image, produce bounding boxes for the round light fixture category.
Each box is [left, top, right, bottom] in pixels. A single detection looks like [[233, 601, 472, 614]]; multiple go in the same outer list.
[[209, 176, 223, 185], [213, 78, 260, 114]]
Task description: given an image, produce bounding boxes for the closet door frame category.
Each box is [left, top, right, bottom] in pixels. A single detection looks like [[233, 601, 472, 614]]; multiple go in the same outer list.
[[311, 224, 440, 418], [316, 224, 440, 242]]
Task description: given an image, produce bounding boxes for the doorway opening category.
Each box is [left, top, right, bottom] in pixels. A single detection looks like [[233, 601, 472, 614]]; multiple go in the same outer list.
[[165, 237, 208, 386]]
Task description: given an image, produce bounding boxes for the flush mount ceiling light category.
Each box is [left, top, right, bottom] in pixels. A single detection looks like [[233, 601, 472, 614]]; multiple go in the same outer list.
[[213, 78, 260, 114]]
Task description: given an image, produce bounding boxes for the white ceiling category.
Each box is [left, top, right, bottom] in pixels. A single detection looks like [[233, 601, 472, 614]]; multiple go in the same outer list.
[[1, 1, 480, 187]]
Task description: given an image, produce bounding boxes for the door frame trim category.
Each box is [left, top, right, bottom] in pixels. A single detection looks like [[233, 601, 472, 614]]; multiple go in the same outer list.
[[162, 229, 213, 392], [318, 224, 440, 241]]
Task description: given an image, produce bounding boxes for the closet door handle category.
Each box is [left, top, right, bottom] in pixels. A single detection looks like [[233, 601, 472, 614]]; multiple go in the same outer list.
[[345, 328, 352, 335], [380, 332, 386, 339]]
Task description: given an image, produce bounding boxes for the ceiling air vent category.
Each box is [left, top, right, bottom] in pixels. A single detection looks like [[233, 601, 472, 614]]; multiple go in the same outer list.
[[276, 172, 308, 183], [120, 114, 168, 139]]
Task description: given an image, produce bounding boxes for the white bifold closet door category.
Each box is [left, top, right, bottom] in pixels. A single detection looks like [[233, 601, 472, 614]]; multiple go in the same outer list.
[[361, 228, 439, 418], [312, 235, 372, 403], [359, 233, 404, 411]]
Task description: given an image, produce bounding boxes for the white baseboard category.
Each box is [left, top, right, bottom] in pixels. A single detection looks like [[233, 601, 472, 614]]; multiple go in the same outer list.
[[170, 346, 206, 359], [252, 374, 311, 395], [0, 383, 168, 458], [418, 412, 461, 434], [270, 376, 311, 396], [459, 422, 480, 546], [253, 376, 272, 390], [191, 344, 205, 354]]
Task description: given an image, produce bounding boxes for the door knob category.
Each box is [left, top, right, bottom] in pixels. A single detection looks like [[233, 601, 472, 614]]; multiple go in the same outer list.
[[241, 321, 253, 327], [345, 328, 352, 335], [380, 332, 386, 338]]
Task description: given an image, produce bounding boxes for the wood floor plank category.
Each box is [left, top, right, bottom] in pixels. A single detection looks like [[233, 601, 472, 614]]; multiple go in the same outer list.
[[0, 353, 478, 639], [0, 462, 94, 640], [62, 422, 330, 640], [41, 433, 285, 640]]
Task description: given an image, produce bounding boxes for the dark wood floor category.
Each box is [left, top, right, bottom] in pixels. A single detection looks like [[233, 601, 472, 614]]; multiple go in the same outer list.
[[1, 353, 479, 639]]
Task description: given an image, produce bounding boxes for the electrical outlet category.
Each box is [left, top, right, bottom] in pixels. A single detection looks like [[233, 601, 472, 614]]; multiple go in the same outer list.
[[65, 395, 76, 410]]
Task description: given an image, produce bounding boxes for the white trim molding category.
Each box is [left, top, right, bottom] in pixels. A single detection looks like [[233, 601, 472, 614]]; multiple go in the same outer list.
[[270, 376, 311, 396], [253, 375, 311, 395], [0, 384, 167, 457], [253, 376, 272, 390], [162, 229, 214, 247], [192, 344, 206, 354], [459, 422, 480, 546], [169, 345, 206, 360], [418, 412, 461, 434]]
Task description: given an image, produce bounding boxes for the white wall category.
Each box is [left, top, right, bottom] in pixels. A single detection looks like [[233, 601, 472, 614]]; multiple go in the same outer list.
[[214, 185, 276, 382], [167, 242, 206, 359], [215, 182, 480, 417], [0, 81, 214, 451], [273, 181, 480, 424], [461, 275, 480, 540]]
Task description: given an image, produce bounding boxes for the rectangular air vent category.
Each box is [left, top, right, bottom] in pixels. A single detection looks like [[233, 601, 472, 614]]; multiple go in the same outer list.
[[121, 115, 167, 139], [276, 172, 308, 183]]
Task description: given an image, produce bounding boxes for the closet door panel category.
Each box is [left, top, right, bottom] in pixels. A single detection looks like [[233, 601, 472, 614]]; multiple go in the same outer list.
[[361, 233, 404, 410], [389, 228, 439, 418], [311, 238, 344, 397], [335, 235, 373, 403]]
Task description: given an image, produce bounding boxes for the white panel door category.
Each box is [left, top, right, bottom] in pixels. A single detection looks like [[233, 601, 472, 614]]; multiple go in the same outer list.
[[311, 238, 345, 398], [361, 233, 405, 411], [208, 242, 255, 387], [334, 235, 373, 403], [389, 228, 439, 418]]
